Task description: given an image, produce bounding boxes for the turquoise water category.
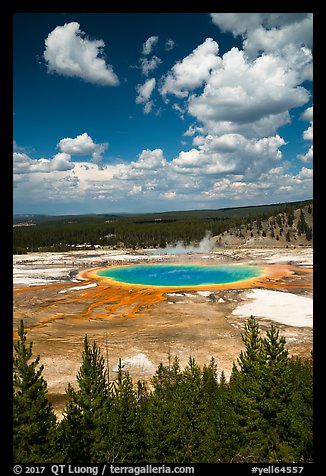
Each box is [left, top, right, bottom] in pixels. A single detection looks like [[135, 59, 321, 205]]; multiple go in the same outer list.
[[97, 264, 264, 287]]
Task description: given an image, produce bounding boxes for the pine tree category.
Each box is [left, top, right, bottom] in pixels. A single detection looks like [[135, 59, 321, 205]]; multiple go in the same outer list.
[[236, 316, 264, 377], [201, 359, 233, 462], [145, 357, 180, 462], [57, 335, 110, 462], [271, 227, 275, 238], [175, 357, 208, 462], [297, 209, 308, 236], [105, 359, 140, 462], [276, 215, 283, 229], [305, 226, 313, 241], [287, 209, 295, 227], [229, 317, 296, 462], [259, 325, 293, 461], [147, 356, 219, 462], [287, 356, 313, 461], [144, 379, 169, 462], [231, 318, 266, 450], [13, 320, 57, 462]]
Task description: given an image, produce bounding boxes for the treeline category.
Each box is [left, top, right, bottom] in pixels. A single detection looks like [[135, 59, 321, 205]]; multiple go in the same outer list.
[[13, 200, 312, 254], [13, 317, 313, 463], [13, 217, 244, 253]]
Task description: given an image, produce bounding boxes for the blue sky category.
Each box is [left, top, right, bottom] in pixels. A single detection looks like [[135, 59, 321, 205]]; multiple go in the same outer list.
[[13, 13, 313, 215]]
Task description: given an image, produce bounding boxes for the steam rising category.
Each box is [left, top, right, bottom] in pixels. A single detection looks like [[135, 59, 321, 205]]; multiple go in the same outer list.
[[151, 231, 214, 255]]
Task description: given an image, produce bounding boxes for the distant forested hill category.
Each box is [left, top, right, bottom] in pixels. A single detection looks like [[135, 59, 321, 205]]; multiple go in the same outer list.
[[13, 199, 312, 253]]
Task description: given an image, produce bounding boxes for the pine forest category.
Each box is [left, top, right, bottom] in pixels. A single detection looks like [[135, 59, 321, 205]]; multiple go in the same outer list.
[[13, 317, 313, 464]]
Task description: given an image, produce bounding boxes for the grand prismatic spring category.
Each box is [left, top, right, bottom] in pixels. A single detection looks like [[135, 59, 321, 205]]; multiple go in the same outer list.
[[96, 264, 265, 287], [72, 261, 311, 320], [14, 258, 312, 334]]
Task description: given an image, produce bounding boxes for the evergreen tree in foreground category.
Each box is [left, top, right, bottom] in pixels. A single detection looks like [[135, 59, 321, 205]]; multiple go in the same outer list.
[[57, 335, 110, 462], [259, 325, 292, 460], [229, 317, 266, 459], [106, 359, 142, 463], [13, 318, 313, 463], [287, 355, 313, 461], [229, 317, 304, 462], [13, 320, 56, 462]]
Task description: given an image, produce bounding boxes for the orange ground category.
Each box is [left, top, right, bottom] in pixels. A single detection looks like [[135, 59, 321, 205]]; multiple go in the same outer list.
[[14, 263, 312, 337]]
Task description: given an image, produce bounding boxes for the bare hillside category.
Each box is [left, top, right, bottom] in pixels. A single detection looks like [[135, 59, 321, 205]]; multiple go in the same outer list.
[[212, 204, 313, 248]]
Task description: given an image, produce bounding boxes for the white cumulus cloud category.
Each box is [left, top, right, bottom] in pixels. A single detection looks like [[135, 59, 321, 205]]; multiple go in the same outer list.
[[160, 38, 221, 98], [297, 105, 313, 162], [297, 145, 313, 163], [210, 13, 313, 85], [44, 22, 119, 86], [13, 151, 74, 174], [303, 125, 313, 142], [57, 132, 108, 163], [140, 55, 162, 76], [172, 133, 286, 180], [187, 47, 310, 137], [301, 106, 313, 122], [132, 148, 167, 170], [136, 78, 156, 114], [142, 36, 159, 55], [301, 106, 313, 142], [210, 13, 312, 54], [14, 145, 312, 212]]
